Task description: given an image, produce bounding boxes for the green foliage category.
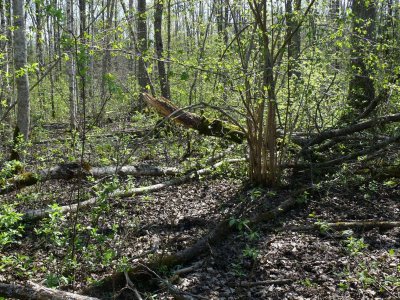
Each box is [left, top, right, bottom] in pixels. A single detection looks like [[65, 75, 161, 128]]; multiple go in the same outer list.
[[35, 204, 66, 247], [344, 235, 367, 255], [0, 160, 24, 187], [0, 204, 24, 249]]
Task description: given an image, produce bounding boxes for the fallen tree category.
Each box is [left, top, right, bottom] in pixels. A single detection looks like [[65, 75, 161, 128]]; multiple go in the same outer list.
[[0, 281, 99, 300], [314, 220, 400, 231], [285, 220, 400, 233], [304, 112, 400, 148], [22, 158, 245, 221], [83, 193, 300, 297], [143, 93, 246, 143], [1, 163, 181, 195]]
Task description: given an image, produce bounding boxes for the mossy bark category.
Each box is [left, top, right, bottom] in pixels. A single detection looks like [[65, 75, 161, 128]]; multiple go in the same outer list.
[[143, 93, 245, 143]]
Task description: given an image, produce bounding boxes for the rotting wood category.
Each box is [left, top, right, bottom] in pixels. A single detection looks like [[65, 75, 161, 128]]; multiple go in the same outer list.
[[34, 128, 151, 145], [22, 158, 245, 221], [82, 194, 299, 296], [0, 281, 99, 300], [0, 163, 182, 195], [143, 93, 246, 143]]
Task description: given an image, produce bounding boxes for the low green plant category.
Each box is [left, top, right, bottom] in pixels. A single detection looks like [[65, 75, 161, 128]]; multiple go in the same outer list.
[[315, 219, 331, 233], [0, 204, 24, 249], [35, 203, 66, 247], [242, 245, 259, 260]]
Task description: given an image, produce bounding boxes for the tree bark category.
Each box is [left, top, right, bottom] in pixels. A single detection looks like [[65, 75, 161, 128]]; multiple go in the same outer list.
[[66, 0, 78, 130], [0, 163, 182, 195], [143, 93, 245, 143], [13, 0, 30, 141], [0, 281, 99, 300], [137, 0, 151, 109], [154, 0, 171, 99], [346, 0, 376, 119], [305, 112, 400, 147]]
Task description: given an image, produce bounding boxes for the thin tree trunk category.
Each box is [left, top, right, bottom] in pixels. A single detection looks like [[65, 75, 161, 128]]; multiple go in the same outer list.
[[154, 0, 171, 99], [13, 0, 30, 141], [137, 0, 151, 109], [286, 0, 301, 78], [35, 0, 45, 111], [99, 0, 115, 124], [66, 0, 78, 130]]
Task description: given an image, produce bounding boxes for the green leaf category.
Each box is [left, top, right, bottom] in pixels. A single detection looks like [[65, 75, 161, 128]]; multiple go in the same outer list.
[[180, 71, 189, 81]]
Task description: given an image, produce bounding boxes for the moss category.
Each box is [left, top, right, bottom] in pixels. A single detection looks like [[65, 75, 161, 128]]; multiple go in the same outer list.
[[11, 172, 39, 186], [196, 116, 245, 144]]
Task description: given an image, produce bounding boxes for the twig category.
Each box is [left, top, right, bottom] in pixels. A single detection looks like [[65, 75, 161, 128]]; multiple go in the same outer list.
[[239, 279, 294, 287], [124, 271, 143, 300]]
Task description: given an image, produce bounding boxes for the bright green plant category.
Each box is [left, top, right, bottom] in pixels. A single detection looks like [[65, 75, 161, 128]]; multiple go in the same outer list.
[[0, 204, 24, 249], [35, 203, 66, 247]]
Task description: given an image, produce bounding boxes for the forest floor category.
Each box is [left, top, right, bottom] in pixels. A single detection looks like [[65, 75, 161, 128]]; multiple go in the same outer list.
[[0, 121, 399, 299]]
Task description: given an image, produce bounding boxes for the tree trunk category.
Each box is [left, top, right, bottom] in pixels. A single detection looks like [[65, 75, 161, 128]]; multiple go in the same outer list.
[[13, 0, 30, 141], [154, 0, 171, 99], [99, 0, 116, 124], [137, 0, 151, 109], [346, 0, 376, 119], [66, 0, 78, 130], [286, 0, 301, 78], [35, 0, 45, 111]]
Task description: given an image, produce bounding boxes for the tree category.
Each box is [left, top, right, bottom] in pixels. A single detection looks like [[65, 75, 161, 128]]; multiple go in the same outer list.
[[66, 0, 78, 130], [346, 0, 376, 120], [13, 0, 30, 141], [137, 0, 151, 109], [154, 0, 171, 99]]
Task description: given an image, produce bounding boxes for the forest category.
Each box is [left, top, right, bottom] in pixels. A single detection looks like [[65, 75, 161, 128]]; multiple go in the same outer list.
[[0, 0, 399, 298]]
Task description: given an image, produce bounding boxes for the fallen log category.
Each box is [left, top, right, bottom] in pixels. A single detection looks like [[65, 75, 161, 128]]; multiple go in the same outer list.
[[143, 93, 246, 143], [34, 128, 151, 145], [83, 194, 299, 296], [285, 220, 400, 233], [315, 220, 400, 231], [22, 159, 245, 221], [305, 112, 400, 148], [0, 281, 99, 300], [293, 133, 400, 170], [0, 163, 181, 195]]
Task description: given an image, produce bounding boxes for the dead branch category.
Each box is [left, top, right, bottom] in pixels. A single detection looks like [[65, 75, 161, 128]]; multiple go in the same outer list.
[[22, 159, 245, 221], [305, 112, 400, 147], [316, 220, 400, 231], [238, 279, 294, 287], [143, 93, 246, 143], [293, 133, 400, 169], [286, 220, 400, 232], [0, 281, 99, 300], [82, 195, 299, 296]]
